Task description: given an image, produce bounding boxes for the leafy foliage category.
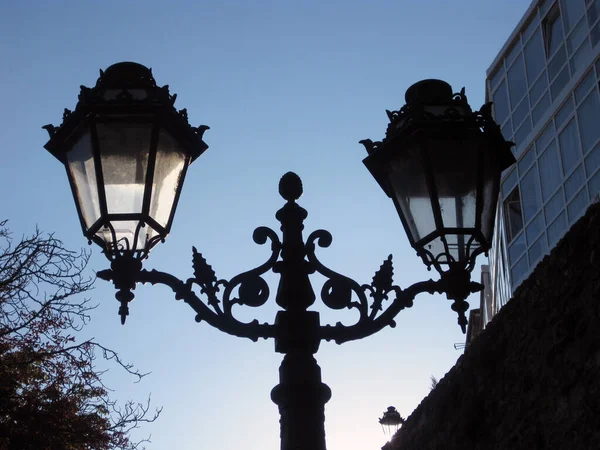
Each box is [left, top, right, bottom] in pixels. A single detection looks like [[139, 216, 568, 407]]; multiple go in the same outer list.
[[0, 221, 160, 449]]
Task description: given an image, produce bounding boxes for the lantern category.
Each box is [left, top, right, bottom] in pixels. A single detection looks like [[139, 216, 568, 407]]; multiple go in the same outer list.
[[362, 79, 514, 274], [43, 62, 208, 260]]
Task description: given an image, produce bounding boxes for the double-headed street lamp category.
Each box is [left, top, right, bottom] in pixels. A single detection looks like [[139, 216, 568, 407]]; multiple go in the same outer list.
[[43, 62, 514, 450]]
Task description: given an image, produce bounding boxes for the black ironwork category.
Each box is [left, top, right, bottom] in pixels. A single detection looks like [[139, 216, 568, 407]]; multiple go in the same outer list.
[[45, 67, 515, 450], [97, 171, 482, 450]]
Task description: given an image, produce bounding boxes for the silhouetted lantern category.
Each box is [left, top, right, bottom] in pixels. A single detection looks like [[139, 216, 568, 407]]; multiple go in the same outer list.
[[362, 79, 515, 275], [43, 62, 208, 260], [379, 406, 404, 440]]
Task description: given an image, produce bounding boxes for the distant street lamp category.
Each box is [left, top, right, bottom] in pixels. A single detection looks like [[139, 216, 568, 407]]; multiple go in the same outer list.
[[379, 406, 404, 440], [43, 62, 514, 450]]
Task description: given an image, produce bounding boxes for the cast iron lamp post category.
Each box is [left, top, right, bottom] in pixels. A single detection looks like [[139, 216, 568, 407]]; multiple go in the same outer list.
[[43, 62, 514, 450]]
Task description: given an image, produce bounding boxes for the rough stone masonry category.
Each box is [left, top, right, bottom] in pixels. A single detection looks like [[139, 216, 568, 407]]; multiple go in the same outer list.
[[386, 202, 600, 450]]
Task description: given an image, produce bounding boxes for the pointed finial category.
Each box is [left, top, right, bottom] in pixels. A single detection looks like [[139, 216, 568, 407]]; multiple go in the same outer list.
[[118, 301, 129, 325]]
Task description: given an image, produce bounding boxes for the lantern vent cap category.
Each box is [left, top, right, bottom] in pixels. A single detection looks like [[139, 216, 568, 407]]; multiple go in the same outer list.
[[405, 79, 453, 106], [96, 61, 156, 89]]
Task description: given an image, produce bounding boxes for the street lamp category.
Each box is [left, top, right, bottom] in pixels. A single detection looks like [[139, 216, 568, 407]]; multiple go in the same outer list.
[[379, 406, 404, 440], [43, 62, 209, 322], [43, 62, 514, 450], [361, 79, 515, 331]]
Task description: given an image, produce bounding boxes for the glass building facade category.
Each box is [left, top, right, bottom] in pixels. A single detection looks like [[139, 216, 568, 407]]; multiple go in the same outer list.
[[486, 0, 600, 321]]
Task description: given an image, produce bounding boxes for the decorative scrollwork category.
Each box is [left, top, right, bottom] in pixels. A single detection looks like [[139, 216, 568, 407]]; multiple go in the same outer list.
[[221, 226, 281, 314], [97, 171, 481, 343], [303, 228, 473, 343], [306, 230, 369, 319], [185, 225, 281, 321]]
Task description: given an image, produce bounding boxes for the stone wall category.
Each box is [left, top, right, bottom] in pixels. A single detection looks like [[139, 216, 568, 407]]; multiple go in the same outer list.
[[387, 202, 600, 450]]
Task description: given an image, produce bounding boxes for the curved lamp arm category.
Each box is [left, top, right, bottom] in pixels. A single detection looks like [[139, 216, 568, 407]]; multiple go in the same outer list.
[[136, 268, 276, 342], [97, 225, 281, 342], [306, 229, 483, 344]]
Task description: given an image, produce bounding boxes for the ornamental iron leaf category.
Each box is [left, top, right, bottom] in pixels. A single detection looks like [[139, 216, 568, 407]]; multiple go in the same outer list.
[[372, 255, 394, 293], [192, 247, 217, 287]]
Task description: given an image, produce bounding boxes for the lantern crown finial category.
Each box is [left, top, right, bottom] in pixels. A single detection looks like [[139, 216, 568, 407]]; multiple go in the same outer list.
[[404, 79, 452, 105]]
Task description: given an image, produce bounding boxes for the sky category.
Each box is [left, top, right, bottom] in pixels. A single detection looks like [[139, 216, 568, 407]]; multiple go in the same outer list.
[[0, 1, 531, 449]]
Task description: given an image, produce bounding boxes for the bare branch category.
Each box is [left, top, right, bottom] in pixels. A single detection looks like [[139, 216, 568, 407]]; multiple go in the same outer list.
[[0, 221, 160, 449]]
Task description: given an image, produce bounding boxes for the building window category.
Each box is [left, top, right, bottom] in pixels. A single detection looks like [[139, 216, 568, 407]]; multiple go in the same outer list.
[[577, 89, 600, 152], [567, 187, 589, 222], [567, 16, 588, 54], [588, 0, 600, 27], [524, 29, 545, 84], [559, 119, 581, 174], [493, 81, 510, 125], [585, 141, 600, 176], [533, 92, 551, 125], [548, 45, 567, 80], [551, 66, 571, 99], [539, 140, 562, 200], [548, 211, 567, 247], [528, 232, 548, 265], [545, 188, 565, 223], [544, 5, 564, 57], [574, 69, 595, 104], [505, 186, 524, 241], [530, 73, 548, 104], [555, 97, 574, 128], [510, 254, 529, 285], [508, 56, 528, 106], [560, 0, 585, 32], [565, 164, 585, 199], [521, 164, 543, 223], [536, 123, 555, 154]]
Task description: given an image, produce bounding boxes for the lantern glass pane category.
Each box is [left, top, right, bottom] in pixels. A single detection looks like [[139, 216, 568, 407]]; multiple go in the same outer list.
[[424, 234, 469, 264], [149, 129, 188, 228], [428, 138, 478, 230], [66, 131, 101, 230], [386, 144, 436, 242], [97, 122, 152, 214], [425, 136, 480, 264]]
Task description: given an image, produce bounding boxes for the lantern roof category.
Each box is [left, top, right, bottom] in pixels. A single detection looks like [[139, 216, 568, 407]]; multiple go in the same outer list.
[[43, 61, 209, 164], [363, 80, 515, 198]]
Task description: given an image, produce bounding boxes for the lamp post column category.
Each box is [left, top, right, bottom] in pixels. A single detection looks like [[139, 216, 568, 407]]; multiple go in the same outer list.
[[270, 173, 332, 450]]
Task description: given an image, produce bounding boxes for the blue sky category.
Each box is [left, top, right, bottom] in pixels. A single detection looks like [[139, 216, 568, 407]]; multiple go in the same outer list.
[[0, 1, 530, 449]]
